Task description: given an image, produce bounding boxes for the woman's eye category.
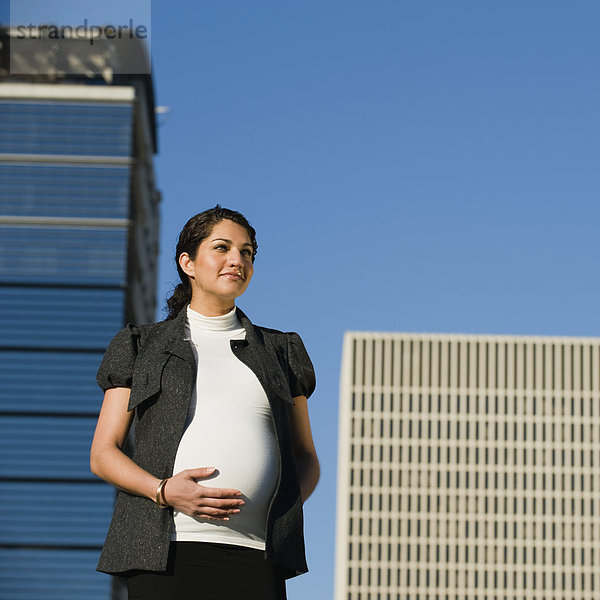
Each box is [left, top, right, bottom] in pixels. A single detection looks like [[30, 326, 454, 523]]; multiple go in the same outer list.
[[242, 249, 252, 257], [214, 244, 227, 251]]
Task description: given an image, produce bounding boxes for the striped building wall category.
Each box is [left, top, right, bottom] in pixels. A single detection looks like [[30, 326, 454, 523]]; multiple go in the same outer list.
[[0, 82, 158, 599], [335, 333, 600, 600]]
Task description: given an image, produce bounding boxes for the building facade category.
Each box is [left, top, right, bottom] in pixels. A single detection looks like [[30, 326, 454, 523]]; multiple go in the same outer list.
[[0, 28, 159, 599], [335, 332, 600, 600]]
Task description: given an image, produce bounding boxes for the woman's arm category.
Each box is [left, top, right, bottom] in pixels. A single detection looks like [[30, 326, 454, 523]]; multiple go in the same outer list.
[[90, 388, 245, 519], [290, 395, 320, 502], [90, 387, 157, 499]]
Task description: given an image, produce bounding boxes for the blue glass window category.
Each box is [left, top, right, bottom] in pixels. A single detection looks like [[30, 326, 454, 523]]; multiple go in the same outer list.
[[0, 226, 128, 285], [0, 415, 99, 479], [0, 101, 133, 157], [0, 482, 114, 546], [0, 287, 125, 348], [0, 548, 110, 600], [0, 350, 104, 415], [0, 164, 130, 219]]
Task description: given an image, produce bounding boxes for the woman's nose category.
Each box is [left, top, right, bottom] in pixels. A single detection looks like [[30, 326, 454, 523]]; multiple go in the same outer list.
[[228, 249, 242, 264]]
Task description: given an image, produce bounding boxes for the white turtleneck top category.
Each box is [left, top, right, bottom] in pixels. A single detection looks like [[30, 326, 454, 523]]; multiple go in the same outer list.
[[171, 305, 279, 550]]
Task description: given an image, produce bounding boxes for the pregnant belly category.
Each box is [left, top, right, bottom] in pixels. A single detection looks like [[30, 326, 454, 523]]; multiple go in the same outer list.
[[172, 415, 279, 536]]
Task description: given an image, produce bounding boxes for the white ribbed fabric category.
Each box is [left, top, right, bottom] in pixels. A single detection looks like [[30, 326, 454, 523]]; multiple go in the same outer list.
[[171, 305, 279, 550]]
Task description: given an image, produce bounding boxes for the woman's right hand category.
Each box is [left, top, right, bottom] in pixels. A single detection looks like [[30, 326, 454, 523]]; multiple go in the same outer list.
[[162, 467, 245, 520]]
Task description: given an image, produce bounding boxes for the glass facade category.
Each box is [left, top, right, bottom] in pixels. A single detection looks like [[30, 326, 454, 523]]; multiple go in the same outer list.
[[0, 164, 131, 218], [0, 101, 133, 156], [0, 82, 157, 599]]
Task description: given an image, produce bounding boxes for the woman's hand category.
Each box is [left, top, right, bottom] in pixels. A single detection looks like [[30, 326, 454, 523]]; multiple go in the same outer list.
[[162, 467, 245, 520]]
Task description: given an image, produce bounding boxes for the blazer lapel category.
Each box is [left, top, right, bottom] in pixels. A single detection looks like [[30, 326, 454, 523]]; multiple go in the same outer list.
[[128, 309, 196, 411], [233, 307, 290, 403], [161, 306, 197, 366]]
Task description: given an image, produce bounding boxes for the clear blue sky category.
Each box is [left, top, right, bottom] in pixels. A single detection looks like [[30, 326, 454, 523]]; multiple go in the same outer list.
[[3, 1, 599, 598], [149, 6, 599, 597]]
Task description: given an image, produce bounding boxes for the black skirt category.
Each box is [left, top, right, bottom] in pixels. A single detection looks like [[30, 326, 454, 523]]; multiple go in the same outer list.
[[125, 541, 287, 600]]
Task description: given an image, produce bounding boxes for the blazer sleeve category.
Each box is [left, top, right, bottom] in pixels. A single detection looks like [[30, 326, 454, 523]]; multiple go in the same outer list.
[[96, 324, 141, 392], [286, 332, 316, 400]]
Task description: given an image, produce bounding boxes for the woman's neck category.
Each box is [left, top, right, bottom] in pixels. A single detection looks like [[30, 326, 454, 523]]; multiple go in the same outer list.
[[188, 298, 236, 317], [186, 304, 239, 332]]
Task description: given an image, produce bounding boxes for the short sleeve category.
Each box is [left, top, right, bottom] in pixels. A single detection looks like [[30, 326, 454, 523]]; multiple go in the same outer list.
[[286, 332, 316, 400], [96, 324, 140, 392]]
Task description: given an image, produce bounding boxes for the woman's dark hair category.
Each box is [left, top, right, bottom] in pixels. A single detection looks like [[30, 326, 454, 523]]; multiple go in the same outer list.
[[165, 205, 258, 320]]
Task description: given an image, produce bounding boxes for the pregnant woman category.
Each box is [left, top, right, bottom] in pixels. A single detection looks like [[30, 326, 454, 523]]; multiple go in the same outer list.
[[90, 206, 319, 600]]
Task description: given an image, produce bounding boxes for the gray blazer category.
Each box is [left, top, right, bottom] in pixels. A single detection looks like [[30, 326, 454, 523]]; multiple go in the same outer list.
[[95, 306, 316, 578]]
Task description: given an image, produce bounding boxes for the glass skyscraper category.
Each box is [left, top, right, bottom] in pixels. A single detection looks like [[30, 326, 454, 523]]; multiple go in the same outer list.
[[0, 27, 159, 599]]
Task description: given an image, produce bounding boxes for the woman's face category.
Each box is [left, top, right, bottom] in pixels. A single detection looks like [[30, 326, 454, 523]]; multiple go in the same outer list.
[[179, 219, 254, 309]]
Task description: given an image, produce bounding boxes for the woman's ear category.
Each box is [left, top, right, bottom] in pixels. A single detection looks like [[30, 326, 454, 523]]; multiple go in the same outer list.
[[178, 253, 196, 279]]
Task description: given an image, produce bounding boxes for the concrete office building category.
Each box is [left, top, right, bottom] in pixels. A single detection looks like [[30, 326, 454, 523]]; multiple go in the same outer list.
[[335, 332, 600, 600], [0, 27, 159, 599]]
